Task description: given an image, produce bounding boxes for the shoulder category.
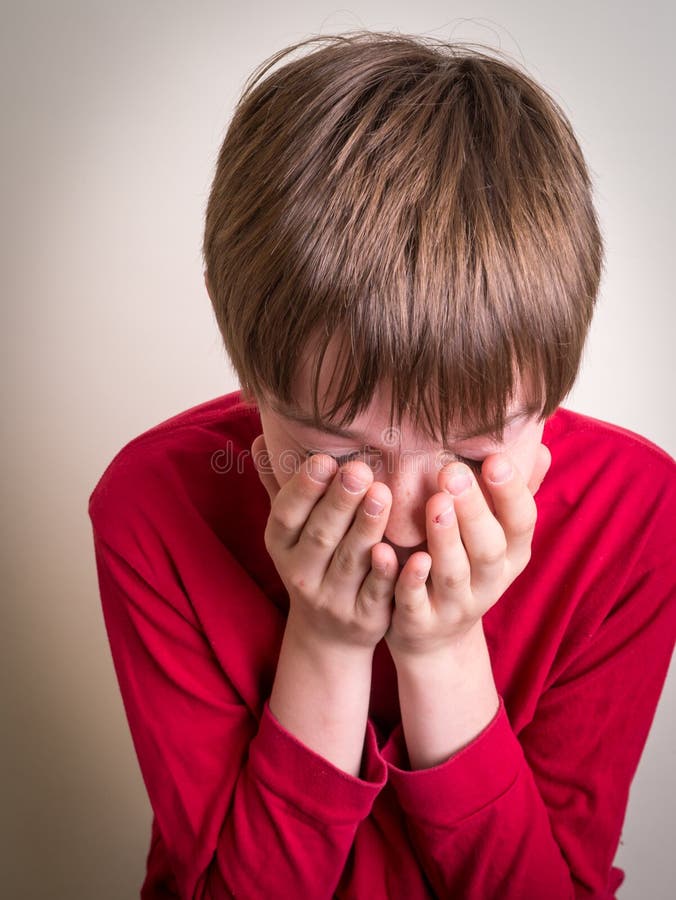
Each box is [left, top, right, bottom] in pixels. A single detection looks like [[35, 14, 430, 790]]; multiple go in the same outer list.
[[544, 406, 674, 469], [540, 407, 675, 567], [88, 390, 266, 556], [88, 391, 286, 713], [89, 389, 261, 480], [542, 406, 675, 493], [529, 409, 676, 693]]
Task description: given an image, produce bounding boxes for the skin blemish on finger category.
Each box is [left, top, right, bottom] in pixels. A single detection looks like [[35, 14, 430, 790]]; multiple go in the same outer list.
[[434, 505, 455, 526]]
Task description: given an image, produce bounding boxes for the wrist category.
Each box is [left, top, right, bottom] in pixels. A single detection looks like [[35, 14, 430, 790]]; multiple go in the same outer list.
[[284, 612, 377, 667], [393, 623, 500, 770], [269, 615, 375, 777], [391, 620, 488, 677]]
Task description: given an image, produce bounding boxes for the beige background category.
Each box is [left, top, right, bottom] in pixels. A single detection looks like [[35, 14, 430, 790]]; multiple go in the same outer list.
[[2, 1, 674, 898]]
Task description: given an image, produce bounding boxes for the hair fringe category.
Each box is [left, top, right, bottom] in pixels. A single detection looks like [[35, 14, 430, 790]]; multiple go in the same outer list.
[[203, 30, 604, 441]]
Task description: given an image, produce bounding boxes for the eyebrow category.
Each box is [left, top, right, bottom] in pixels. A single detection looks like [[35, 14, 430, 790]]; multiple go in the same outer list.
[[271, 399, 533, 443], [270, 400, 369, 439]]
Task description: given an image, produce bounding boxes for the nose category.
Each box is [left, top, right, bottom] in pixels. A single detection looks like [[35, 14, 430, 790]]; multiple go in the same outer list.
[[377, 451, 439, 562]]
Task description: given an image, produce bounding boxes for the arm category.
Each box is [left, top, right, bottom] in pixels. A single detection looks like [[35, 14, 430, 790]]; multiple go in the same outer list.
[[91, 532, 387, 900], [394, 620, 499, 770], [390, 621, 577, 900], [269, 619, 375, 777], [253, 432, 403, 779], [384, 555, 674, 899], [89, 432, 399, 898], [382, 447, 547, 769], [380, 448, 676, 899]]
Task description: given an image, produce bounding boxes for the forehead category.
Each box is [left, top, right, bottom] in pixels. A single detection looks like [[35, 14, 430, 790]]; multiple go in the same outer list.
[[270, 329, 535, 444], [268, 393, 532, 445], [267, 376, 533, 446]]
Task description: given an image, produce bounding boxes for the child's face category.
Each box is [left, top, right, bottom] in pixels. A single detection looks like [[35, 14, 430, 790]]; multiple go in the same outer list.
[[255, 346, 545, 568]]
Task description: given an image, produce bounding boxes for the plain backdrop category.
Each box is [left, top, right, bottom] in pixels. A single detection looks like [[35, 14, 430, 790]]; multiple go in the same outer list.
[[2, 1, 674, 898]]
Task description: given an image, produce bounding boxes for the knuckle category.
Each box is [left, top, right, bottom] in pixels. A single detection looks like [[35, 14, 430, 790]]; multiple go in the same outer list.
[[357, 582, 375, 606], [287, 567, 316, 599], [398, 598, 423, 614], [440, 567, 470, 590], [519, 499, 538, 533], [455, 608, 476, 630], [357, 582, 384, 613], [474, 538, 507, 567], [523, 508, 538, 533], [270, 507, 295, 534], [332, 541, 356, 576], [287, 570, 305, 592], [304, 524, 336, 551]]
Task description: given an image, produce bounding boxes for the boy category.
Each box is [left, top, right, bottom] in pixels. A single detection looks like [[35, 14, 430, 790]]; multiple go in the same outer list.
[[89, 31, 675, 899]]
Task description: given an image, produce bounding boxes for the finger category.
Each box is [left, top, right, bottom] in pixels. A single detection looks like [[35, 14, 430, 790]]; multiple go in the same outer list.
[[439, 463, 507, 593], [295, 460, 377, 569], [481, 454, 538, 568], [324, 481, 394, 592], [370, 540, 400, 578], [425, 492, 472, 604], [393, 551, 433, 616], [264, 451, 338, 552], [527, 443, 552, 495], [354, 541, 398, 618], [252, 434, 281, 504]]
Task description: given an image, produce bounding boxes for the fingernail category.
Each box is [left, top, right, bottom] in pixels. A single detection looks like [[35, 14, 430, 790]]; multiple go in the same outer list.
[[308, 458, 334, 483], [363, 495, 384, 516], [446, 472, 472, 496], [488, 460, 512, 484], [341, 470, 367, 493]]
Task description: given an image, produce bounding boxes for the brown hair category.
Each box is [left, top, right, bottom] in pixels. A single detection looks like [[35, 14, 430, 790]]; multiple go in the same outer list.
[[202, 30, 603, 442]]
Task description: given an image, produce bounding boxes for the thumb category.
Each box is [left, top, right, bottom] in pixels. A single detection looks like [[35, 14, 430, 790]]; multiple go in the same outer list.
[[251, 433, 280, 504], [528, 443, 552, 496]]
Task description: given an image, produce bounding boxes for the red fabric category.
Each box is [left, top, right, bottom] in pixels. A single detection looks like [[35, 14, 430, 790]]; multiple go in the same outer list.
[[88, 390, 676, 899]]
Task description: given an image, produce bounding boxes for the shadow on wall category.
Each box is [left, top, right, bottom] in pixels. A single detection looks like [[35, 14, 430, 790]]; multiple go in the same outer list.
[[4, 531, 152, 900]]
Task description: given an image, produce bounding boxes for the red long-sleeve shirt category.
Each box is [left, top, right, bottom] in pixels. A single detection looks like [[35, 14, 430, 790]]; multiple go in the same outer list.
[[88, 390, 676, 899]]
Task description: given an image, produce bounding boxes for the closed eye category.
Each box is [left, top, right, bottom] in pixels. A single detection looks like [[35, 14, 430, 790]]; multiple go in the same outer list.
[[305, 448, 484, 475], [304, 448, 381, 468]]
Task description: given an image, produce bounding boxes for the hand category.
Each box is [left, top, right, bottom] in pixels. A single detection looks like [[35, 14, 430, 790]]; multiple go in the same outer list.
[[384, 444, 552, 661], [252, 434, 396, 653]]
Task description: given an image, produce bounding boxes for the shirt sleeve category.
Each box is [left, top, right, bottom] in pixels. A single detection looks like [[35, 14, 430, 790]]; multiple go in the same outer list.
[[379, 505, 675, 899], [90, 531, 387, 899]]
